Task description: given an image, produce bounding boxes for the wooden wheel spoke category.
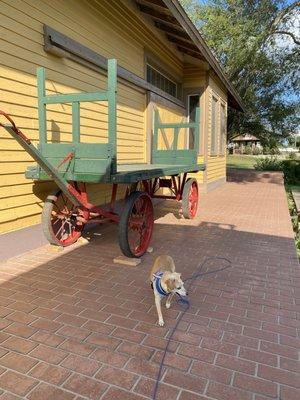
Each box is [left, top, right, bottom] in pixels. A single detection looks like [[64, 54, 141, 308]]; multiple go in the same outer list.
[[134, 199, 144, 214], [139, 226, 147, 244], [129, 217, 143, 229], [51, 210, 65, 220], [143, 205, 152, 219], [52, 217, 61, 226], [55, 220, 67, 238], [189, 192, 197, 202], [43, 190, 89, 247]]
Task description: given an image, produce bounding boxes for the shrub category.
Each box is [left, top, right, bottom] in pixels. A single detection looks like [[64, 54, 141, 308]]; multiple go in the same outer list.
[[281, 159, 300, 185], [262, 146, 270, 155], [287, 191, 297, 214], [288, 151, 297, 160], [270, 147, 280, 155], [254, 156, 282, 171], [252, 146, 262, 155], [263, 146, 280, 155], [254, 157, 300, 184], [244, 145, 253, 155], [285, 187, 300, 260], [296, 235, 300, 259]]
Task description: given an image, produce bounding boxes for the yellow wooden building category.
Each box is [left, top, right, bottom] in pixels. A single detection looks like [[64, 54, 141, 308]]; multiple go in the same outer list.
[[0, 0, 243, 235]]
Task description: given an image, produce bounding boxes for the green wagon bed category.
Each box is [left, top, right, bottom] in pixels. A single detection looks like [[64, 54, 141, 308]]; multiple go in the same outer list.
[[112, 163, 205, 183], [25, 161, 205, 184]]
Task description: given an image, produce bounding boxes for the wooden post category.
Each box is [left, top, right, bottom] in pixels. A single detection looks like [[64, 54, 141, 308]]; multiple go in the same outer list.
[[173, 127, 179, 151], [153, 109, 159, 151], [107, 59, 117, 174], [37, 67, 47, 145], [72, 102, 80, 143], [194, 107, 200, 152]]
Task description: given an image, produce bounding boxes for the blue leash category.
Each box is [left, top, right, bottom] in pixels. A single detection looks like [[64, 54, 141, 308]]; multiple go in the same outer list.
[[152, 256, 232, 400]]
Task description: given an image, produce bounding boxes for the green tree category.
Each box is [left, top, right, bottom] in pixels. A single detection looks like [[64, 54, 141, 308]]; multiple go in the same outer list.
[[180, 0, 300, 146]]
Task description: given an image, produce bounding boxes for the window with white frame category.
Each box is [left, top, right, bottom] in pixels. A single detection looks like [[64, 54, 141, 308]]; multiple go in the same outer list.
[[187, 94, 200, 151], [211, 96, 218, 155], [220, 103, 226, 154]]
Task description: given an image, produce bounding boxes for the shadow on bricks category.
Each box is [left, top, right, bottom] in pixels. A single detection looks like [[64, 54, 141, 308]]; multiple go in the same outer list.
[[0, 173, 299, 400]]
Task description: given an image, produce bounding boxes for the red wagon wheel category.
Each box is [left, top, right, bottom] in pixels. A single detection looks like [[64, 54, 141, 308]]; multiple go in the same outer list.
[[42, 189, 89, 246], [118, 191, 154, 258], [182, 178, 199, 219]]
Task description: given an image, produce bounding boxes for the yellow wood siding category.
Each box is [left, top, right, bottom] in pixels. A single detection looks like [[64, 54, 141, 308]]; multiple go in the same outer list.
[[0, 0, 183, 233], [183, 66, 206, 88], [206, 73, 227, 184], [156, 104, 185, 150]]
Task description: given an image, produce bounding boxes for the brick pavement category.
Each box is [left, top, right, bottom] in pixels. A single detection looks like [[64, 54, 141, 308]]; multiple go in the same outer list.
[[0, 171, 299, 400]]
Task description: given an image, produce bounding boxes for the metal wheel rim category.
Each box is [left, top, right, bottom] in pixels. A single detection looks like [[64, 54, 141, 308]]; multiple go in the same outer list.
[[188, 181, 198, 218], [127, 194, 154, 257]]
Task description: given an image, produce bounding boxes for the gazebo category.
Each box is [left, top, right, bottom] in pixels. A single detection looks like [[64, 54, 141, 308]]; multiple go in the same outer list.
[[231, 134, 261, 153]]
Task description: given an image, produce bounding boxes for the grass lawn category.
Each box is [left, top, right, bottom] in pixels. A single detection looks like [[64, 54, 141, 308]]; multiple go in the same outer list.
[[226, 155, 256, 169], [289, 184, 300, 193]]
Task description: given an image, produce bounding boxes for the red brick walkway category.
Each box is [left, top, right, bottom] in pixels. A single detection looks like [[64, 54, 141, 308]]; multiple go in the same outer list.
[[0, 171, 299, 400]]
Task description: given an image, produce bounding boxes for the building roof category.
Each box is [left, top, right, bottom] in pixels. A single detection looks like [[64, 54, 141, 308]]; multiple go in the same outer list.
[[232, 134, 260, 142], [135, 0, 245, 112]]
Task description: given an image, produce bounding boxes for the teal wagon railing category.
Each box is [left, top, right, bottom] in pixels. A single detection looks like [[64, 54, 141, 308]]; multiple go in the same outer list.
[[152, 107, 200, 166], [29, 58, 118, 182]]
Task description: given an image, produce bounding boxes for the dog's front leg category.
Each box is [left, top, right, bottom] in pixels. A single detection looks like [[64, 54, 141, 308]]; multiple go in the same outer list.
[[155, 296, 164, 326], [166, 293, 175, 309]]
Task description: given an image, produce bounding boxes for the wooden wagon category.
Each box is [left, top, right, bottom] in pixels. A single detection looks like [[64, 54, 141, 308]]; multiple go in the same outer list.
[[0, 59, 205, 258]]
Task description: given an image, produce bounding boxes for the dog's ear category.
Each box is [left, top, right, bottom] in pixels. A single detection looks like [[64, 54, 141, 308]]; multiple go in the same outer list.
[[165, 278, 176, 292]]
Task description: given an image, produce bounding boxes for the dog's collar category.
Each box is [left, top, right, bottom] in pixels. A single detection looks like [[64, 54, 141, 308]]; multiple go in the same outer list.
[[152, 272, 170, 297]]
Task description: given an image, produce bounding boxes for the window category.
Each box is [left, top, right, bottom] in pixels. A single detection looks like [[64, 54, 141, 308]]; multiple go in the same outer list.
[[187, 94, 200, 150], [211, 96, 218, 155], [147, 64, 177, 98], [220, 103, 226, 154]]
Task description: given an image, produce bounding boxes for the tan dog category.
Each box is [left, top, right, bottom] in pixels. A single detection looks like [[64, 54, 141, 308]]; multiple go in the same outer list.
[[150, 255, 187, 326]]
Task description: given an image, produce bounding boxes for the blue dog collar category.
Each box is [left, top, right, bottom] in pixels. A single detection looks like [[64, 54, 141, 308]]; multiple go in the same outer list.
[[153, 272, 169, 297]]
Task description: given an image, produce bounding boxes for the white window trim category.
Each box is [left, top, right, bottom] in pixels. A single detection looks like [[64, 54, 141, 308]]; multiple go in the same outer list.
[[187, 93, 200, 151], [220, 102, 227, 155], [184, 87, 204, 156], [211, 95, 219, 156]]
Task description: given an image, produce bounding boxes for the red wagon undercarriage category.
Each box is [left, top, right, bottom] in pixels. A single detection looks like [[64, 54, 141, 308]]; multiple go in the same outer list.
[[44, 175, 199, 258]]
